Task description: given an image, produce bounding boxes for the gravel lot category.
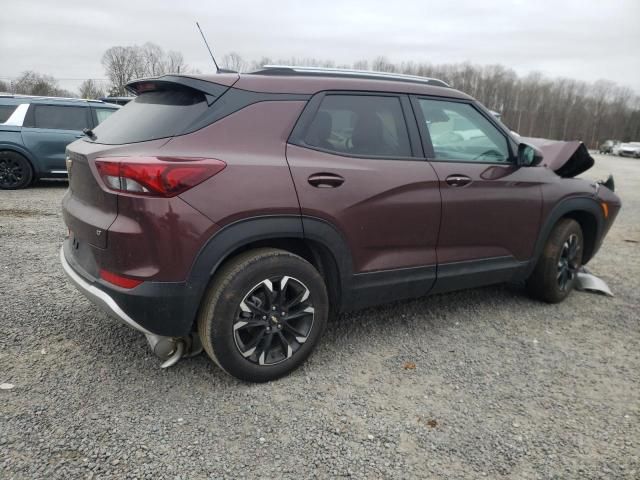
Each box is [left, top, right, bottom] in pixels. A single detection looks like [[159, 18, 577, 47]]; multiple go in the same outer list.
[[1, 153, 638, 479]]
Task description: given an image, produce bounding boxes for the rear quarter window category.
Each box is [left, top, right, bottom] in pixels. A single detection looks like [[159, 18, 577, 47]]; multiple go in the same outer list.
[[91, 88, 207, 145], [94, 107, 117, 125], [0, 104, 18, 123]]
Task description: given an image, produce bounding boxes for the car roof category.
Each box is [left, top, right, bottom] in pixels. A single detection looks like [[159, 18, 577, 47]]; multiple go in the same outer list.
[[0, 94, 118, 108]]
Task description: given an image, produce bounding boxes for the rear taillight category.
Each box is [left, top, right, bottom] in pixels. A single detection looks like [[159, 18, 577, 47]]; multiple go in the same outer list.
[[94, 157, 226, 197]]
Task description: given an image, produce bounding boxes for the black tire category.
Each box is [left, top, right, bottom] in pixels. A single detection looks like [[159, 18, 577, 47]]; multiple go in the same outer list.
[[526, 219, 583, 303], [197, 248, 329, 382], [0, 150, 34, 190]]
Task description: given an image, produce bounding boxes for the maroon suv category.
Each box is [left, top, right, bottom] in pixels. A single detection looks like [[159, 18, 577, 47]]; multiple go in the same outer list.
[[61, 66, 620, 382]]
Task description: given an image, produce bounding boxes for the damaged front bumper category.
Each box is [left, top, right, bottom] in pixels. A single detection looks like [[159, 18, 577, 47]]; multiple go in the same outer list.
[[576, 266, 614, 297]]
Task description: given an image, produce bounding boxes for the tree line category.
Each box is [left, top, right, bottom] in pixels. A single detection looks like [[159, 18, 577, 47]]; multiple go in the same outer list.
[[221, 55, 640, 146], [2, 46, 638, 146]]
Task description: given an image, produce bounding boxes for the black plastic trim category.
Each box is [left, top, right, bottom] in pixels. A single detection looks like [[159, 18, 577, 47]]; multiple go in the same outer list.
[[63, 239, 197, 337], [203, 88, 310, 129], [346, 265, 437, 310], [525, 196, 605, 275], [187, 216, 305, 286], [431, 256, 528, 295]]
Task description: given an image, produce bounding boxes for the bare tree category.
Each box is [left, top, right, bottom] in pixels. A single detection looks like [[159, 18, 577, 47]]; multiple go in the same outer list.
[[102, 43, 189, 95], [78, 79, 105, 99], [140, 42, 165, 76], [102, 46, 138, 96], [222, 52, 247, 72], [12, 71, 74, 97], [165, 51, 186, 74]]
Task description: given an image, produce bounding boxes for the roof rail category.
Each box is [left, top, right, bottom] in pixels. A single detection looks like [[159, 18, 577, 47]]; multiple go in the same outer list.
[[0, 93, 106, 103], [254, 65, 450, 88]]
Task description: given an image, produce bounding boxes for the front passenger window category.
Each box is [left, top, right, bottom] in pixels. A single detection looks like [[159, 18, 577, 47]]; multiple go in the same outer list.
[[417, 99, 510, 163]]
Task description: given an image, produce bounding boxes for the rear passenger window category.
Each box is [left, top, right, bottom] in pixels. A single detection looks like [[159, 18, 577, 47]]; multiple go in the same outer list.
[[32, 105, 89, 130], [303, 95, 412, 157]]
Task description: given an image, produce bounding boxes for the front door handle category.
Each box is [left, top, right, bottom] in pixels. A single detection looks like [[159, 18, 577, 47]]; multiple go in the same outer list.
[[308, 173, 345, 188], [445, 174, 472, 187]]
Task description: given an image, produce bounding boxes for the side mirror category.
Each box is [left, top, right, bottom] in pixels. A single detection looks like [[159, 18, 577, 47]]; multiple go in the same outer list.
[[517, 143, 544, 167]]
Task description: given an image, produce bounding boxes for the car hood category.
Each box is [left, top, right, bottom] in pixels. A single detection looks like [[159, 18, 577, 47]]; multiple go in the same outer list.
[[521, 137, 594, 178]]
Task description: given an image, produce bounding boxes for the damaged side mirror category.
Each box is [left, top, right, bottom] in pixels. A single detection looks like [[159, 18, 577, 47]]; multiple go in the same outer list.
[[517, 143, 544, 167]]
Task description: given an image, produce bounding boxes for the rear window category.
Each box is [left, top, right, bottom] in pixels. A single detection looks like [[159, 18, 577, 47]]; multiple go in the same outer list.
[[91, 88, 207, 144], [0, 105, 17, 123]]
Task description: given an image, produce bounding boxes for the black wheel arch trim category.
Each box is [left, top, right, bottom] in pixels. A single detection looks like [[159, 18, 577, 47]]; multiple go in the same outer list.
[[185, 215, 354, 315], [526, 196, 605, 276]]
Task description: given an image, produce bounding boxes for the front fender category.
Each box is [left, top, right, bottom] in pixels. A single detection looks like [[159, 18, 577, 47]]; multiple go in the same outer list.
[[526, 196, 605, 276]]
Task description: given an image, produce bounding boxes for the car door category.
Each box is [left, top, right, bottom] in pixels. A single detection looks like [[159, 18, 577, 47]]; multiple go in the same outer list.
[[286, 92, 442, 304], [412, 96, 543, 292], [21, 104, 90, 172]]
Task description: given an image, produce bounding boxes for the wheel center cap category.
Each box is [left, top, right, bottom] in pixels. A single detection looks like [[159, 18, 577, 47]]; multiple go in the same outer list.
[[270, 315, 279, 324]]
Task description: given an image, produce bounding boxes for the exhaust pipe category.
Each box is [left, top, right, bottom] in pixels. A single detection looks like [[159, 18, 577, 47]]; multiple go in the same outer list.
[[144, 333, 203, 368], [144, 334, 185, 368]]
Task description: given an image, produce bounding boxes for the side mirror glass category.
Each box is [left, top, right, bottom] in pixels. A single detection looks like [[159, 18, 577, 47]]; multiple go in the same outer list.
[[518, 143, 543, 167]]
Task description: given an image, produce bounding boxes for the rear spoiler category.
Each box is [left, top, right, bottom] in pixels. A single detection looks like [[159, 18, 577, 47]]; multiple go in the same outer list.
[[126, 74, 239, 99]]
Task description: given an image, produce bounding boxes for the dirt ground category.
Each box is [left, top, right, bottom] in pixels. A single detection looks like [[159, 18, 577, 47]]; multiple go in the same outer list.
[[1, 153, 638, 479]]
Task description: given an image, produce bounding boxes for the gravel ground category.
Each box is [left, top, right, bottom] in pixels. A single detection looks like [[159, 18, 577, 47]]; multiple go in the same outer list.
[[1, 154, 638, 479]]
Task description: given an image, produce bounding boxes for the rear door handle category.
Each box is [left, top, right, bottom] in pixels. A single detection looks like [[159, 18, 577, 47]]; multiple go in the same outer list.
[[308, 173, 344, 188], [445, 174, 472, 187]]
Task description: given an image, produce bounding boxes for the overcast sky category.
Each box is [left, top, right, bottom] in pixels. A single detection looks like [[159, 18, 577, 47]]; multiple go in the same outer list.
[[1, 0, 639, 93]]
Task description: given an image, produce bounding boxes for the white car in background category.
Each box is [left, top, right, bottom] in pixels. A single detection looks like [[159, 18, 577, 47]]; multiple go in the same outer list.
[[618, 142, 640, 158]]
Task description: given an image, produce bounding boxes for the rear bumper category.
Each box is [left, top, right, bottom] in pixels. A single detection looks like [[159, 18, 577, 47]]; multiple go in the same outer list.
[[60, 242, 200, 337], [60, 246, 153, 335]]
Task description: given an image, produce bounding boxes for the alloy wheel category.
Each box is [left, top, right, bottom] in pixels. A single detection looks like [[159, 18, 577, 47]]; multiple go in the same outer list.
[[0, 157, 25, 188], [557, 233, 580, 291], [233, 276, 315, 366]]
